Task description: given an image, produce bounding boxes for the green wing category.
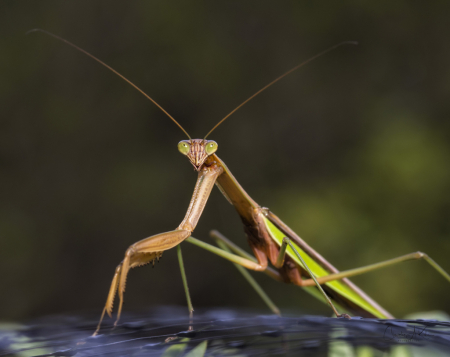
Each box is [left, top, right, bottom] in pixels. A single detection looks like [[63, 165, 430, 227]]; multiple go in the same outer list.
[[264, 218, 389, 318]]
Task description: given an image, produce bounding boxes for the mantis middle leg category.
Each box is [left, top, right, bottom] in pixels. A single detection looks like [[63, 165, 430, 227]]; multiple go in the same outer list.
[[188, 232, 348, 318]]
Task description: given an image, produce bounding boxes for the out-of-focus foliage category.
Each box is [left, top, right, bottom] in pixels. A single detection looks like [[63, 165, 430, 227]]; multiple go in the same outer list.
[[0, 1, 449, 320]]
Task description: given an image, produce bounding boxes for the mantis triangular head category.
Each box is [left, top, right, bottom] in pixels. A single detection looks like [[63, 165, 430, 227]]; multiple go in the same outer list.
[[178, 139, 218, 171]]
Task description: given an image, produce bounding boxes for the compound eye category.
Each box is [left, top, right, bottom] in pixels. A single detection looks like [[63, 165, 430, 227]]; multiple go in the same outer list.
[[178, 141, 190, 155], [205, 140, 218, 155]]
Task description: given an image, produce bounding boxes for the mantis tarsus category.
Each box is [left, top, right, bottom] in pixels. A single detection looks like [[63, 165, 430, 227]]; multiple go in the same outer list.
[[31, 30, 450, 336]]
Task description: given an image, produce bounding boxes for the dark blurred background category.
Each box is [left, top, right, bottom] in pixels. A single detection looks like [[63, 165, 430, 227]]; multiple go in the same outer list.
[[1, 1, 449, 322]]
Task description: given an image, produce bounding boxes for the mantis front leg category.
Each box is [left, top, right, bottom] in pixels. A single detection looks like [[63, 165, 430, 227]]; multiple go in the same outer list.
[[93, 231, 194, 336], [93, 164, 223, 336]]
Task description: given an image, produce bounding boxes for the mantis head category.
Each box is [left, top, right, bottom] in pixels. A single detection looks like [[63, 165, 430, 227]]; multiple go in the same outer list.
[[178, 139, 218, 171]]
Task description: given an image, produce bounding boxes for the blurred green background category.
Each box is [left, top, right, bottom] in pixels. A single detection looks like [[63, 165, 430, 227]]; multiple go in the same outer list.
[[1, 1, 449, 321]]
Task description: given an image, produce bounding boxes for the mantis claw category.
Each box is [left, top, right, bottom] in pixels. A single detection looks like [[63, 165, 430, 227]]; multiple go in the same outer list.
[[94, 229, 191, 335]]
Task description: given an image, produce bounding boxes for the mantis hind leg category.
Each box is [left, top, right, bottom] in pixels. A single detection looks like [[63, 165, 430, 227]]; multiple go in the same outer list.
[[295, 251, 450, 286], [206, 232, 349, 318], [274, 238, 450, 316], [282, 238, 350, 318]]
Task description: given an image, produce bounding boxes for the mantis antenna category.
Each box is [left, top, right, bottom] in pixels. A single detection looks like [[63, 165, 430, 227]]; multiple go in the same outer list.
[[27, 29, 192, 140], [203, 41, 358, 140]]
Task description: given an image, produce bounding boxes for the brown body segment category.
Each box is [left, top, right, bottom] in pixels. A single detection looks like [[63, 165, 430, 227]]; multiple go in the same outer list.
[[208, 153, 391, 318]]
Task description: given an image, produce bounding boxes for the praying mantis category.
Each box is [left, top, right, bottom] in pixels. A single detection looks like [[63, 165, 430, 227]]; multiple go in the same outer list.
[[31, 30, 450, 336]]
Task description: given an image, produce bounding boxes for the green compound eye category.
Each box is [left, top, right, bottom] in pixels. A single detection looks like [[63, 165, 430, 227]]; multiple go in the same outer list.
[[205, 140, 218, 155], [178, 141, 190, 155]]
